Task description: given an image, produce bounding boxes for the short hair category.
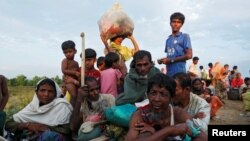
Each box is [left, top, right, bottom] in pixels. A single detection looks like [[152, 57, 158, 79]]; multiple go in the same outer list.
[[244, 77, 250, 83], [233, 65, 238, 70], [199, 65, 204, 70], [173, 72, 192, 88], [61, 40, 75, 50], [82, 48, 97, 58], [224, 64, 229, 67], [105, 52, 119, 68], [131, 50, 152, 68], [170, 12, 185, 24], [147, 73, 176, 97], [85, 76, 98, 84], [208, 63, 213, 67], [97, 56, 105, 68], [193, 56, 199, 61]]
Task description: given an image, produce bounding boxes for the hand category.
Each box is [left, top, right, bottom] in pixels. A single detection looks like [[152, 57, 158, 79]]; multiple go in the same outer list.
[[77, 85, 89, 101], [100, 34, 107, 43], [26, 123, 49, 134], [171, 123, 192, 137], [193, 112, 206, 119], [157, 58, 170, 64], [135, 122, 155, 134]]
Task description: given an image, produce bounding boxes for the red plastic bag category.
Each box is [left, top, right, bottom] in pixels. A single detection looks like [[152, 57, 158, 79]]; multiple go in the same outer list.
[[98, 3, 134, 40]]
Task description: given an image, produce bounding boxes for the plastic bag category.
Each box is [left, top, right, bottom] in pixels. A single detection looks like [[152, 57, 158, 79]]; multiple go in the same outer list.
[[104, 104, 137, 127], [98, 2, 134, 40]]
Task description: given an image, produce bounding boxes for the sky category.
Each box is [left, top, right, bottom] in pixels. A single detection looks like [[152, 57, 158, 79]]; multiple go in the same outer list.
[[1, 0, 250, 79]]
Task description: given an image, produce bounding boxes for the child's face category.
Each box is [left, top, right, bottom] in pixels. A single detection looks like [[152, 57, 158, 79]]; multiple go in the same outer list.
[[63, 48, 76, 60], [98, 63, 105, 71], [112, 61, 120, 69], [85, 58, 96, 70], [170, 19, 183, 33]]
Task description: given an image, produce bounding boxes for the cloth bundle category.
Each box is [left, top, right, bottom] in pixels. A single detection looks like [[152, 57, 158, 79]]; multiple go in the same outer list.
[[98, 2, 134, 40], [104, 104, 137, 127]]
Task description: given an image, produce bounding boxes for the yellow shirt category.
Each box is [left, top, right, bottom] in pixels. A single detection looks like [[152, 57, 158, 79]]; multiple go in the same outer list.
[[110, 42, 133, 61]]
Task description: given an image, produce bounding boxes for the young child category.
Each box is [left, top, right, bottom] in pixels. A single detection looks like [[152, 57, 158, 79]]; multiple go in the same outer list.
[[81, 48, 101, 81], [96, 56, 105, 71], [100, 52, 123, 97], [61, 40, 80, 106]]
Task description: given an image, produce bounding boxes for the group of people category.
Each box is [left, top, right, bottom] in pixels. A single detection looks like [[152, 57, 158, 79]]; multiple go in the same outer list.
[[0, 12, 213, 141]]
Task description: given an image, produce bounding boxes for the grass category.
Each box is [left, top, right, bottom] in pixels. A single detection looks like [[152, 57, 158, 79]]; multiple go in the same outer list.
[[5, 86, 34, 119]]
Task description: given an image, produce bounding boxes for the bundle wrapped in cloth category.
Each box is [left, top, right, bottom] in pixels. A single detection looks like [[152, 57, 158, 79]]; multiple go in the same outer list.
[[98, 2, 134, 40]]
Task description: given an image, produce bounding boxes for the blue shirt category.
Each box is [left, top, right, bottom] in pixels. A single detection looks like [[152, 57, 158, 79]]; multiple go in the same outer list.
[[164, 32, 192, 77]]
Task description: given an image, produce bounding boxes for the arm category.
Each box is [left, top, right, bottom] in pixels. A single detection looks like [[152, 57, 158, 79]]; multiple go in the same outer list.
[[70, 86, 87, 134], [0, 75, 9, 110], [128, 35, 140, 55], [101, 34, 110, 52], [158, 48, 192, 65], [61, 59, 79, 77], [192, 101, 210, 133], [5, 118, 49, 134]]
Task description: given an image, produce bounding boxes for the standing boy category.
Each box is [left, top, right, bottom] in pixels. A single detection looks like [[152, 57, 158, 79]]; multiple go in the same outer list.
[[61, 40, 80, 106], [158, 12, 192, 77]]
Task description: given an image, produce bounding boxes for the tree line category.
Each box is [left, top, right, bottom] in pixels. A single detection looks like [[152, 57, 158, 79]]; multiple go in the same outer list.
[[7, 74, 62, 86]]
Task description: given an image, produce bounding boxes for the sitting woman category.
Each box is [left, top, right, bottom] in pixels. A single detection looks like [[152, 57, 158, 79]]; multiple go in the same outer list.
[[125, 73, 207, 141], [5, 78, 73, 141]]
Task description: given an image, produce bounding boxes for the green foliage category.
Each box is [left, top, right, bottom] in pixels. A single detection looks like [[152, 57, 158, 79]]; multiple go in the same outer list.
[[7, 75, 62, 86], [5, 86, 34, 119]]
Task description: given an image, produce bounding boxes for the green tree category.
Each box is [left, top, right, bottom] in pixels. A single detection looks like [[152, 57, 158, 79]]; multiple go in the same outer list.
[[52, 75, 62, 85], [16, 74, 27, 86]]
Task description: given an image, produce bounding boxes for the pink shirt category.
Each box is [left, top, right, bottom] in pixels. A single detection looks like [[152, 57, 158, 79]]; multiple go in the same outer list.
[[100, 68, 122, 97]]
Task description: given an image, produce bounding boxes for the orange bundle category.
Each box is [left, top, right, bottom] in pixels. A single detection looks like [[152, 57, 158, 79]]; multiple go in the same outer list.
[[98, 3, 134, 40]]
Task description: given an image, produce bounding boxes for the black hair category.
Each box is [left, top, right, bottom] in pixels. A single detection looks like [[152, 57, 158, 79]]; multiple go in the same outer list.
[[105, 52, 119, 68], [233, 65, 238, 70], [36, 78, 56, 96], [205, 79, 212, 87], [173, 72, 192, 88], [192, 78, 202, 86], [80, 48, 97, 59], [131, 50, 152, 68], [97, 56, 105, 68], [224, 64, 229, 67], [61, 40, 75, 50], [208, 63, 213, 67], [85, 76, 98, 84], [244, 77, 250, 83], [147, 73, 176, 97], [193, 56, 199, 61], [199, 65, 204, 70], [170, 12, 185, 24], [205, 88, 212, 96]]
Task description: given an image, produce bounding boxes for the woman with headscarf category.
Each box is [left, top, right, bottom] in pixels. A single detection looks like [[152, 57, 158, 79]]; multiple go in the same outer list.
[[5, 78, 73, 141]]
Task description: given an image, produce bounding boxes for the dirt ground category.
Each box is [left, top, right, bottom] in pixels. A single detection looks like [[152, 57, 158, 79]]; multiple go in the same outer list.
[[209, 99, 250, 125]]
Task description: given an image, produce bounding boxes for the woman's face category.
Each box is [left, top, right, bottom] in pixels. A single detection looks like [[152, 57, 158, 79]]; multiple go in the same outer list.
[[37, 83, 56, 105], [148, 84, 171, 113]]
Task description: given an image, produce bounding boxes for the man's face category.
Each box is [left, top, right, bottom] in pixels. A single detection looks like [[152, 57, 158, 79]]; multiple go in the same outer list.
[[135, 56, 152, 76], [170, 19, 183, 33], [86, 80, 100, 101], [173, 79, 186, 105]]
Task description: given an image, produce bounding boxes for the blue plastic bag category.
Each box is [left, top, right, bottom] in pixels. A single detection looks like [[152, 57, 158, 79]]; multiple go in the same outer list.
[[104, 104, 137, 127]]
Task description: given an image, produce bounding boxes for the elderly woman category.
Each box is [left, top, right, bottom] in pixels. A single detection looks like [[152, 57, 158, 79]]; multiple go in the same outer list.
[[5, 78, 73, 141], [125, 73, 207, 141]]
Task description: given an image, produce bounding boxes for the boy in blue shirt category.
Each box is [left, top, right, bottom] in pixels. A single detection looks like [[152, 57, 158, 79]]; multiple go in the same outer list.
[[158, 12, 193, 77]]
